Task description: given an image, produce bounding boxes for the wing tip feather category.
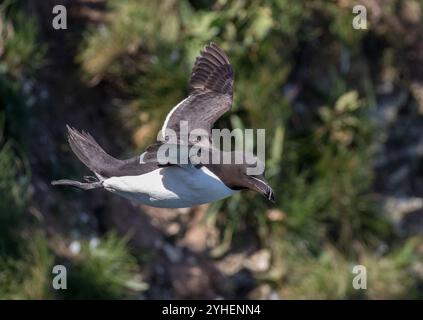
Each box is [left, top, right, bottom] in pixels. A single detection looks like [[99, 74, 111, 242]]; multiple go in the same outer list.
[[189, 42, 233, 96]]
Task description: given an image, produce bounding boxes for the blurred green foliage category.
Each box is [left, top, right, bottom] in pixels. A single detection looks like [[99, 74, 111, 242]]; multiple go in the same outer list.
[[63, 234, 147, 299], [0, 1, 145, 299], [0, 1, 52, 299], [0, 0, 45, 141], [0, 126, 28, 257]]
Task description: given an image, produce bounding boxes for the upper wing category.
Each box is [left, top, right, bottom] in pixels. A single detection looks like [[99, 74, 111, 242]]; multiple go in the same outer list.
[[189, 42, 233, 96], [160, 43, 234, 143]]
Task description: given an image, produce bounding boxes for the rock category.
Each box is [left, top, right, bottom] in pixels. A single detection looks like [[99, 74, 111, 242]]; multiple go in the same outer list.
[[166, 222, 181, 236], [248, 284, 271, 299], [179, 204, 218, 252], [384, 196, 423, 223], [266, 209, 286, 222], [248, 284, 280, 300], [401, 1, 421, 25], [69, 240, 81, 255], [243, 249, 271, 273], [162, 244, 182, 263], [170, 264, 221, 299], [411, 82, 423, 115], [216, 253, 246, 275]]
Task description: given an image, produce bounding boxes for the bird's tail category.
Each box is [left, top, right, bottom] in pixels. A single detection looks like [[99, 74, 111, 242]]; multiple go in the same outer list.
[[51, 126, 123, 189], [65, 125, 122, 176]]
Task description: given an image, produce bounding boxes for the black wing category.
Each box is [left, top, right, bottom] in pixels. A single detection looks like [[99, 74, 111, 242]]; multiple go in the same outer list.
[[102, 43, 234, 173], [65, 126, 161, 177], [160, 42, 234, 144]]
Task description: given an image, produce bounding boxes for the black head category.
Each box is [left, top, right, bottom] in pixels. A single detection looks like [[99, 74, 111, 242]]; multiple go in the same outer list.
[[234, 163, 275, 203], [206, 151, 275, 202], [244, 172, 275, 202]]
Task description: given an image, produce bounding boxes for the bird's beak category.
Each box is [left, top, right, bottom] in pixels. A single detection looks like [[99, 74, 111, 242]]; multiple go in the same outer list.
[[249, 176, 275, 203]]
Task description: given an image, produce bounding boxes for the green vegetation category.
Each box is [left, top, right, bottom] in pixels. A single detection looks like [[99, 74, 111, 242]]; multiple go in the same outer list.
[[63, 234, 147, 299], [0, 1, 146, 299], [0, 1, 53, 299]]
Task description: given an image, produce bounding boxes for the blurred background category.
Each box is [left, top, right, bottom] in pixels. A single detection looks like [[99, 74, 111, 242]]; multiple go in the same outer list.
[[1, 0, 423, 299]]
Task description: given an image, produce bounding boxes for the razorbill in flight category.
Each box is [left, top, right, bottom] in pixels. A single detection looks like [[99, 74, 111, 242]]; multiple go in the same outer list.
[[52, 43, 275, 208]]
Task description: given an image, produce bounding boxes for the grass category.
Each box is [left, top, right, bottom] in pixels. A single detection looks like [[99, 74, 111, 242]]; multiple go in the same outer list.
[[0, 123, 55, 299], [0, 2, 147, 300], [62, 234, 147, 299], [0, 236, 54, 299], [0, 0, 45, 76], [0, 122, 146, 299]]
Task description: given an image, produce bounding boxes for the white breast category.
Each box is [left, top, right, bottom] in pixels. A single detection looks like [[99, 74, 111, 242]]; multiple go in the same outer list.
[[102, 166, 236, 208]]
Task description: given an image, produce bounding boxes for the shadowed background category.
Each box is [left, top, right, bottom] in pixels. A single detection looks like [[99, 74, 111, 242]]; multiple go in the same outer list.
[[0, 0, 422, 299]]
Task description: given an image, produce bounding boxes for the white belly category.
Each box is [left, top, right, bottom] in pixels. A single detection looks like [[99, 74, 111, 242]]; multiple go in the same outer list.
[[102, 166, 236, 208]]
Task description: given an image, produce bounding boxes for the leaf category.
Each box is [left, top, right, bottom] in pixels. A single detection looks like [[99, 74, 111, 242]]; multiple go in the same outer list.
[[335, 91, 360, 113]]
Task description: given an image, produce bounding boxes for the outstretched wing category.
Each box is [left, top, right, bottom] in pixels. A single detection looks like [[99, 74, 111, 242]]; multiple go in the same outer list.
[[189, 42, 233, 96], [160, 42, 234, 143]]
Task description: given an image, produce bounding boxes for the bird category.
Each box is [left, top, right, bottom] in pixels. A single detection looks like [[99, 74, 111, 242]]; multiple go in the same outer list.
[[52, 43, 275, 208]]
